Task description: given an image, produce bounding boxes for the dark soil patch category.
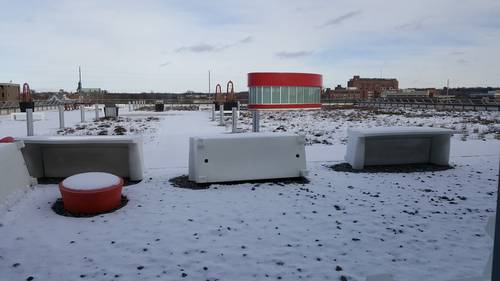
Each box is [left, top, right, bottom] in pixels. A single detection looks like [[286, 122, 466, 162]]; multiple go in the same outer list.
[[52, 195, 128, 218], [329, 163, 454, 173], [97, 117, 118, 122], [113, 126, 127, 135], [169, 175, 309, 190]]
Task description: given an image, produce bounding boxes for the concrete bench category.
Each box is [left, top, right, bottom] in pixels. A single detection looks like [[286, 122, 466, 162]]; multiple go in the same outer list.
[[189, 133, 307, 183], [345, 127, 454, 169], [17, 136, 144, 181], [0, 142, 36, 207]]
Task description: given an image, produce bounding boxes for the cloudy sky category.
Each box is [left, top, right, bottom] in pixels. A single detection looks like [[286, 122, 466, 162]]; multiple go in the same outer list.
[[1, 0, 499, 92]]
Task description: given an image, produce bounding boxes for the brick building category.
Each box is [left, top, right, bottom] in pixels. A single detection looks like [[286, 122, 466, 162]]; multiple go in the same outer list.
[[347, 75, 398, 99], [0, 83, 20, 103], [380, 89, 436, 99], [322, 85, 362, 101]]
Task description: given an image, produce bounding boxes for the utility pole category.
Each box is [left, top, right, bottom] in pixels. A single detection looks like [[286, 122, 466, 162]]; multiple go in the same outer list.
[[77, 66, 82, 93], [208, 70, 211, 101], [446, 79, 449, 96]]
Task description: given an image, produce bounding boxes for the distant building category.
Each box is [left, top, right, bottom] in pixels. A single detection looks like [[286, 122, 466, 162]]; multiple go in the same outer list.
[[347, 75, 398, 99], [470, 90, 500, 102], [380, 88, 436, 99], [0, 83, 20, 102], [80, 88, 104, 94], [443, 87, 497, 99], [76, 67, 106, 95], [484, 90, 500, 98], [435, 95, 455, 102], [323, 85, 362, 101]]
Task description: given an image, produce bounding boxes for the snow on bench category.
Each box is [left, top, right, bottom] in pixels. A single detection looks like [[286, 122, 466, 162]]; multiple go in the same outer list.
[[17, 136, 144, 181], [345, 127, 454, 170], [189, 133, 307, 183], [0, 142, 36, 206]]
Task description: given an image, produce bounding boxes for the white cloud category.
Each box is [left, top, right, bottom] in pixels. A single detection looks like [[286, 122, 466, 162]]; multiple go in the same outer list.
[[319, 10, 362, 28], [275, 51, 313, 59]]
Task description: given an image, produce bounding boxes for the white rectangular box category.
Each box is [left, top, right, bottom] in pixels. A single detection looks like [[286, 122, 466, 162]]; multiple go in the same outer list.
[[345, 127, 454, 169], [0, 142, 36, 207], [189, 133, 307, 183], [17, 136, 144, 181]]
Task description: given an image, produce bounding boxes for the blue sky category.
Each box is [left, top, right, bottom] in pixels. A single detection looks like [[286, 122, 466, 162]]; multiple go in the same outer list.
[[0, 0, 499, 92]]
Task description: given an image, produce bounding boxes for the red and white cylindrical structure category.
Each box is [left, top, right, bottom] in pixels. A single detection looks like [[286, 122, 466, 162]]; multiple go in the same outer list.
[[59, 172, 124, 214], [247, 72, 323, 110]]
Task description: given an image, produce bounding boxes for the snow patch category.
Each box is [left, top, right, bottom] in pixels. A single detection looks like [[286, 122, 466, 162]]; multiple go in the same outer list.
[[62, 172, 121, 190]]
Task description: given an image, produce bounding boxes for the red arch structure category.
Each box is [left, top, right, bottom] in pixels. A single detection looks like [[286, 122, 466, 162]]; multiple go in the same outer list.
[[21, 83, 32, 102], [247, 72, 322, 110], [215, 84, 224, 104], [226, 80, 235, 102]]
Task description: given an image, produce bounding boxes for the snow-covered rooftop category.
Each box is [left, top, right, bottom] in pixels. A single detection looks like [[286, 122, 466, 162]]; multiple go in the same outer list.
[[0, 107, 498, 281]]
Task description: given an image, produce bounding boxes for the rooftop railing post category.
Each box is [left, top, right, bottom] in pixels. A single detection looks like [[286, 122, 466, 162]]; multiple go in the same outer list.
[[219, 105, 224, 126], [80, 105, 85, 122], [232, 107, 237, 133], [58, 105, 65, 129], [95, 104, 99, 120], [26, 108, 34, 136], [252, 110, 260, 132]]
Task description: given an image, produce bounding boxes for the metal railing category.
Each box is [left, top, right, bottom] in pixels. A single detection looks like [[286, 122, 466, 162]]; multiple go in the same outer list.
[[0, 100, 69, 115], [321, 98, 499, 111], [354, 98, 499, 111], [0, 99, 219, 115]]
